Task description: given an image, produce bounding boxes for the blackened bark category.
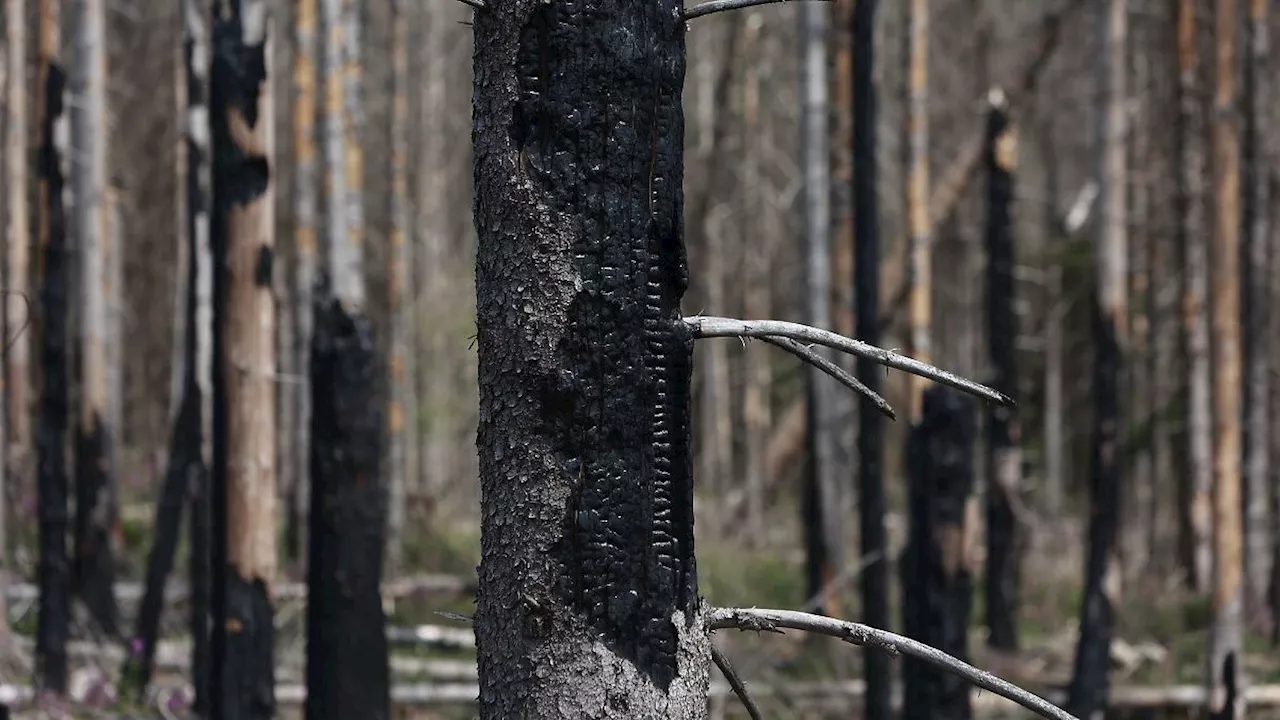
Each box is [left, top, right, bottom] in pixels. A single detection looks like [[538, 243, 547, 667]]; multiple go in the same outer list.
[[210, 2, 275, 718], [72, 419, 120, 638], [306, 291, 390, 720], [852, 2, 890, 719], [125, 392, 196, 696], [473, 1, 710, 717], [902, 387, 976, 720], [35, 58, 70, 695], [189, 446, 212, 716], [984, 98, 1019, 652], [802, 449, 832, 614]]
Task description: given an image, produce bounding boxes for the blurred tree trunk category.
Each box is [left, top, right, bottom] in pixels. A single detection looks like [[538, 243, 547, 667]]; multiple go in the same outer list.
[[385, 0, 410, 574], [801, 0, 841, 616], [472, 1, 710, 715], [903, 0, 929, 424], [184, 0, 214, 710], [1067, 0, 1127, 716], [5, 0, 30, 501], [1207, 0, 1243, 716], [902, 387, 976, 720], [34, 0, 70, 693], [1174, 0, 1212, 594], [209, 1, 276, 716], [1039, 125, 1064, 517], [1241, 0, 1271, 634], [71, 0, 120, 639], [853, 2, 890, 719], [286, 0, 317, 570], [1126, 31, 1153, 579], [984, 91, 1020, 653]]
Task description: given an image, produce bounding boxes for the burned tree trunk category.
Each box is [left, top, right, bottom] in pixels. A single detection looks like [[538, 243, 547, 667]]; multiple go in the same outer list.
[[852, 2, 890, 719], [1241, 0, 1270, 633], [1208, 0, 1243, 716], [305, 293, 389, 720], [1067, 0, 1127, 716], [34, 0, 70, 693], [385, 0, 411, 574], [209, 1, 276, 717], [903, 0, 929, 423], [1174, 0, 1212, 595], [472, 0, 710, 716], [71, 0, 120, 639], [902, 387, 976, 720], [984, 91, 1020, 653]]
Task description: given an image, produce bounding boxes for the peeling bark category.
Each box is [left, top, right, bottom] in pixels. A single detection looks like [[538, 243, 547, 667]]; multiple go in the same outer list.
[[472, 1, 710, 716], [210, 2, 276, 717]]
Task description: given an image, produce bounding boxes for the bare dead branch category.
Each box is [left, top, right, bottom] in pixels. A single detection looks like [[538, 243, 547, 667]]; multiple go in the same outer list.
[[707, 607, 1077, 720], [686, 316, 1013, 407], [711, 644, 764, 720], [683, 0, 829, 21], [453, 0, 484, 10], [759, 336, 895, 419]]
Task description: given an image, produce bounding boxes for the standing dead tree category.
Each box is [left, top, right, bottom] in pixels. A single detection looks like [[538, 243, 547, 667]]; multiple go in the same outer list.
[[470, 1, 1067, 719], [5, 0, 30, 503], [34, 0, 70, 694], [984, 89, 1020, 653], [386, 0, 411, 574], [71, 0, 120, 640], [901, 387, 977, 720], [1208, 0, 1243, 716], [1067, 0, 1127, 716], [209, 0, 276, 716]]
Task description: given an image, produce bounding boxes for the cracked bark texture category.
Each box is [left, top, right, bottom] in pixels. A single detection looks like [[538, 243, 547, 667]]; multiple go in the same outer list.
[[472, 1, 710, 717]]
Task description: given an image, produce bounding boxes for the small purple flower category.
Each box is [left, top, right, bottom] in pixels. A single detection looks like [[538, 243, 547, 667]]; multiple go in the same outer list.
[[131, 635, 146, 657]]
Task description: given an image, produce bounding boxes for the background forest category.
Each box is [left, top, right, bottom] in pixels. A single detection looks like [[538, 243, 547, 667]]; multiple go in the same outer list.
[[1, 0, 1279, 717]]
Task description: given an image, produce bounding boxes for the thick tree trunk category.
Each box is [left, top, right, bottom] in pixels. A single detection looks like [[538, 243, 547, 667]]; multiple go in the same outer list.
[[801, 0, 842, 616], [286, 0, 318, 571], [5, 0, 30, 498], [210, 2, 276, 717], [984, 93, 1019, 653], [385, 0, 411, 574], [902, 387, 976, 720], [1241, 0, 1271, 634], [71, 0, 120, 639], [1067, 1, 1126, 716], [472, 1, 710, 716], [34, 0, 69, 693], [1174, 0, 1212, 595], [852, 2, 889, 719], [1208, 1, 1243, 716]]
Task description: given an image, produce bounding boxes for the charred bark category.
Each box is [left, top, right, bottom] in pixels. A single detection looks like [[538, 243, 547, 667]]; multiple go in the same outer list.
[[210, 2, 276, 718], [34, 0, 70, 690], [852, 2, 890, 719], [984, 94, 1020, 652], [901, 387, 976, 720], [473, 1, 709, 716], [1067, 1, 1126, 716], [72, 420, 119, 638], [305, 291, 390, 720]]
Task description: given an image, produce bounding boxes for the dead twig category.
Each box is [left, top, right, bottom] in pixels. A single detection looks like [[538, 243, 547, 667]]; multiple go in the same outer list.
[[686, 316, 1013, 406], [758, 336, 895, 419], [707, 607, 1076, 720], [711, 644, 763, 720], [683, 0, 829, 21]]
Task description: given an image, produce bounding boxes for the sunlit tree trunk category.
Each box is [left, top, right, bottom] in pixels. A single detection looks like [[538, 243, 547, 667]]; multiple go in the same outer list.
[[5, 0, 31, 502], [1207, 0, 1243, 716]]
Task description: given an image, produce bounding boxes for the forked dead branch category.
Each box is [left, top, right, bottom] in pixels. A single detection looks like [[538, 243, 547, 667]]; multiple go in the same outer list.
[[449, 0, 830, 20]]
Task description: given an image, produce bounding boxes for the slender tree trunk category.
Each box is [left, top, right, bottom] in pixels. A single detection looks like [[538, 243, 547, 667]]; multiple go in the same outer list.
[[210, 2, 276, 717], [1174, 0, 1212, 595], [34, 0, 69, 693], [1067, 1, 1127, 716], [0, 17, 7, 651], [984, 91, 1020, 653], [473, 1, 710, 715], [801, 0, 842, 616], [903, 0, 929, 423], [902, 387, 976, 720], [853, 2, 890, 719], [1207, 1, 1243, 716], [1040, 127, 1064, 516], [5, 0, 30, 500], [385, 0, 410, 574], [287, 0, 317, 570], [71, 0, 120, 639], [1126, 37, 1153, 579], [1241, 0, 1271, 634]]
